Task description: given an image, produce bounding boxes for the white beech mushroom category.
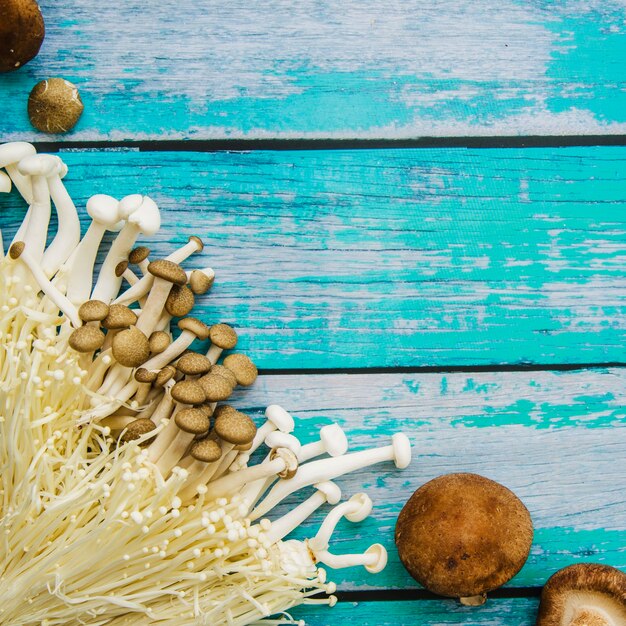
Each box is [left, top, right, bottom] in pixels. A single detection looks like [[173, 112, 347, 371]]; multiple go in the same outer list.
[[395, 473, 534, 606], [0, 141, 35, 204], [536, 563, 626, 626]]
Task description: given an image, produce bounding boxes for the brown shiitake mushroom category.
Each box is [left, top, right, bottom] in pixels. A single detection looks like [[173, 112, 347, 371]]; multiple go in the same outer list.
[[537, 563, 626, 626], [0, 0, 45, 73], [395, 473, 533, 605], [28, 78, 84, 133]]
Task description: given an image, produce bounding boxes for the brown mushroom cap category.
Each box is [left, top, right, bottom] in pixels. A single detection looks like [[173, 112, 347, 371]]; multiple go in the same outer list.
[[68, 325, 105, 353], [120, 418, 157, 444], [128, 246, 150, 265], [190, 437, 222, 463], [177, 352, 212, 376], [112, 326, 150, 368], [8, 241, 25, 259], [102, 304, 138, 330], [28, 78, 84, 134], [395, 473, 533, 601], [188, 235, 204, 252], [198, 373, 233, 402], [178, 317, 210, 341], [155, 364, 176, 387], [189, 269, 214, 295], [78, 300, 109, 323], [537, 563, 626, 626], [214, 410, 257, 445], [171, 379, 206, 405], [148, 259, 187, 285], [210, 364, 238, 388], [223, 353, 258, 387], [212, 404, 237, 419], [148, 330, 171, 354], [175, 408, 210, 435], [135, 367, 158, 384], [0, 0, 45, 73], [115, 260, 128, 277], [209, 323, 238, 350], [165, 284, 195, 317]]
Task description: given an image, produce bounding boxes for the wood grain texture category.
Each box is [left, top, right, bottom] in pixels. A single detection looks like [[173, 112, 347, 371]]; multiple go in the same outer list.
[[2, 148, 624, 368], [291, 597, 540, 626], [2, 1, 626, 139], [230, 369, 626, 591]]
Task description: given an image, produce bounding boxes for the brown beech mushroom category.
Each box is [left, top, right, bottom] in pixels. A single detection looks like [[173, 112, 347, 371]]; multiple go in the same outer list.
[[176, 352, 212, 376], [120, 418, 157, 445], [102, 303, 138, 330], [165, 284, 195, 317], [68, 325, 105, 353], [28, 78, 84, 133], [209, 364, 238, 389], [223, 353, 258, 387], [148, 330, 171, 355], [207, 323, 238, 364], [111, 326, 150, 368], [395, 473, 533, 606], [0, 0, 45, 73], [78, 299, 109, 324], [537, 563, 626, 626], [189, 268, 214, 295]]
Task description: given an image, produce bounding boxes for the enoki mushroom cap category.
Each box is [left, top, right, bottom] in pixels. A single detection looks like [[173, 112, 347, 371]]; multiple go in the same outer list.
[[78, 300, 110, 323], [148, 331, 171, 354], [68, 325, 105, 353], [111, 326, 150, 368], [214, 410, 257, 445], [165, 284, 195, 317], [394, 473, 533, 601], [536, 563, 626, 626], [171, 379, 206, 405], [175, 408, 210, 435], [198, 373, 233, 402], [128, 246, 150, 264], [189, 269, 214, 295], [178, 317, 210, 341], [102, 304, 138, 330], [223, 353, 258, 387], [148, 259, 187, 285], [209, 323, 238, 350], [190, 437, 222, 463], [120, 418, 157, 444], [209, 364, 238, 388], [176, 352, 212, 376]]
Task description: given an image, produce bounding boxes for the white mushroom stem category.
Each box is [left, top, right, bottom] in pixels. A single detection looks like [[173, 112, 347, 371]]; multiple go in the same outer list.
[[308, 493, 373, 552], [251, 433, 411, 520], [154, 429, 195, 476], [263, 482, 341, 545], [41, 165, 81, 277], [299, 424, 348, 462], [113, 239, 204, 306], [9, 243, 81, 328], [313, 544, 388, 574], [203, 448, 297, 501], [147, 405, 183, 462], [91, 195, 160, 303], [0, 141, 36, 203], [122, 268, 139, 286], [178, 439, 232, 500], [134, 278, 174, 336], [138, 330, 197, 371], [0, 170, 11, 193], [64, 195, 122, 306]]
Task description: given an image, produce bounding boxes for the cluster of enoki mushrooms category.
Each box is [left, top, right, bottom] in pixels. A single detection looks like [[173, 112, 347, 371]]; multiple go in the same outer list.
[[0, 142, 411, 626]]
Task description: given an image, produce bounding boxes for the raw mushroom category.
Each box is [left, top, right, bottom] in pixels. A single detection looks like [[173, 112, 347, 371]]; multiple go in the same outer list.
[[206, 323, 237, 364], [28, 78, 84, 133], [223, 353, 258, 386], [0, 0, 45, 73], [536, 563, 626, 626], [189, 268, 214, 295], [111, 326, 150, 368], [395, 473, 533, 606]]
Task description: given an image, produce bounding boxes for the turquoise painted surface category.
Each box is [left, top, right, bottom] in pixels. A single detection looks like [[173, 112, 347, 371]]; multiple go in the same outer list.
[[291, 598, 539, 626], [2, 1, 626, 139], [2, 148, 624, 368]]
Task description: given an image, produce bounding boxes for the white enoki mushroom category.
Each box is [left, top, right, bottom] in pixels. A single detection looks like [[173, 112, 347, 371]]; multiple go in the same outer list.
[[0, 143, 412, 626]]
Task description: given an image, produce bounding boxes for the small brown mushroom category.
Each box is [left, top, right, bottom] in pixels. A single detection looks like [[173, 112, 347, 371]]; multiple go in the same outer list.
[[214, 410, 257, 446], [68, 325, 105, 353], [537, 563, 626, 626], [115, 260, 128, 278], [198, 373, 233, 403], [212, 404, 238, 419], [102, 304, 138, 330], [170, 379, 206, 405], [395, 473, 533, 605], [0, 0, 45, 73], [189, 268, 214, 295], [134, 367, 158, 384], [78, 299, 110, 323], [111, 326, 150, 368], [128, 246, 151, 265], [176, 352, 212, 376], [206, 323, 238, 364], [28, 78, 84, 133], [223, 353, 258, 387], [209, 364, 238, 389], [154, 364, 176, 388], [120, 418, 157, 445], [148, 330, 171, 354], [190, 437, 222, 463], [165, 284, 195, 317]]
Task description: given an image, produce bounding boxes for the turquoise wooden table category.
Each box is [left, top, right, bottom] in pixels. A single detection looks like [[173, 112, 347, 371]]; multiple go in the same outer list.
[[1, 1, 626, 624]]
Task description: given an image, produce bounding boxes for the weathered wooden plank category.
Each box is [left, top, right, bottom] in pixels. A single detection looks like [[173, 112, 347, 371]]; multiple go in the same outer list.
[[291, 597, 539, 626], [230, 369, 626, 590], [2, 148, 624, 368], [2, 1, 626, 139]]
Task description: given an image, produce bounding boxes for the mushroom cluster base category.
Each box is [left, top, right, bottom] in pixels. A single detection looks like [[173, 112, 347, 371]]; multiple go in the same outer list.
[[0, 143, 411, 626]]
